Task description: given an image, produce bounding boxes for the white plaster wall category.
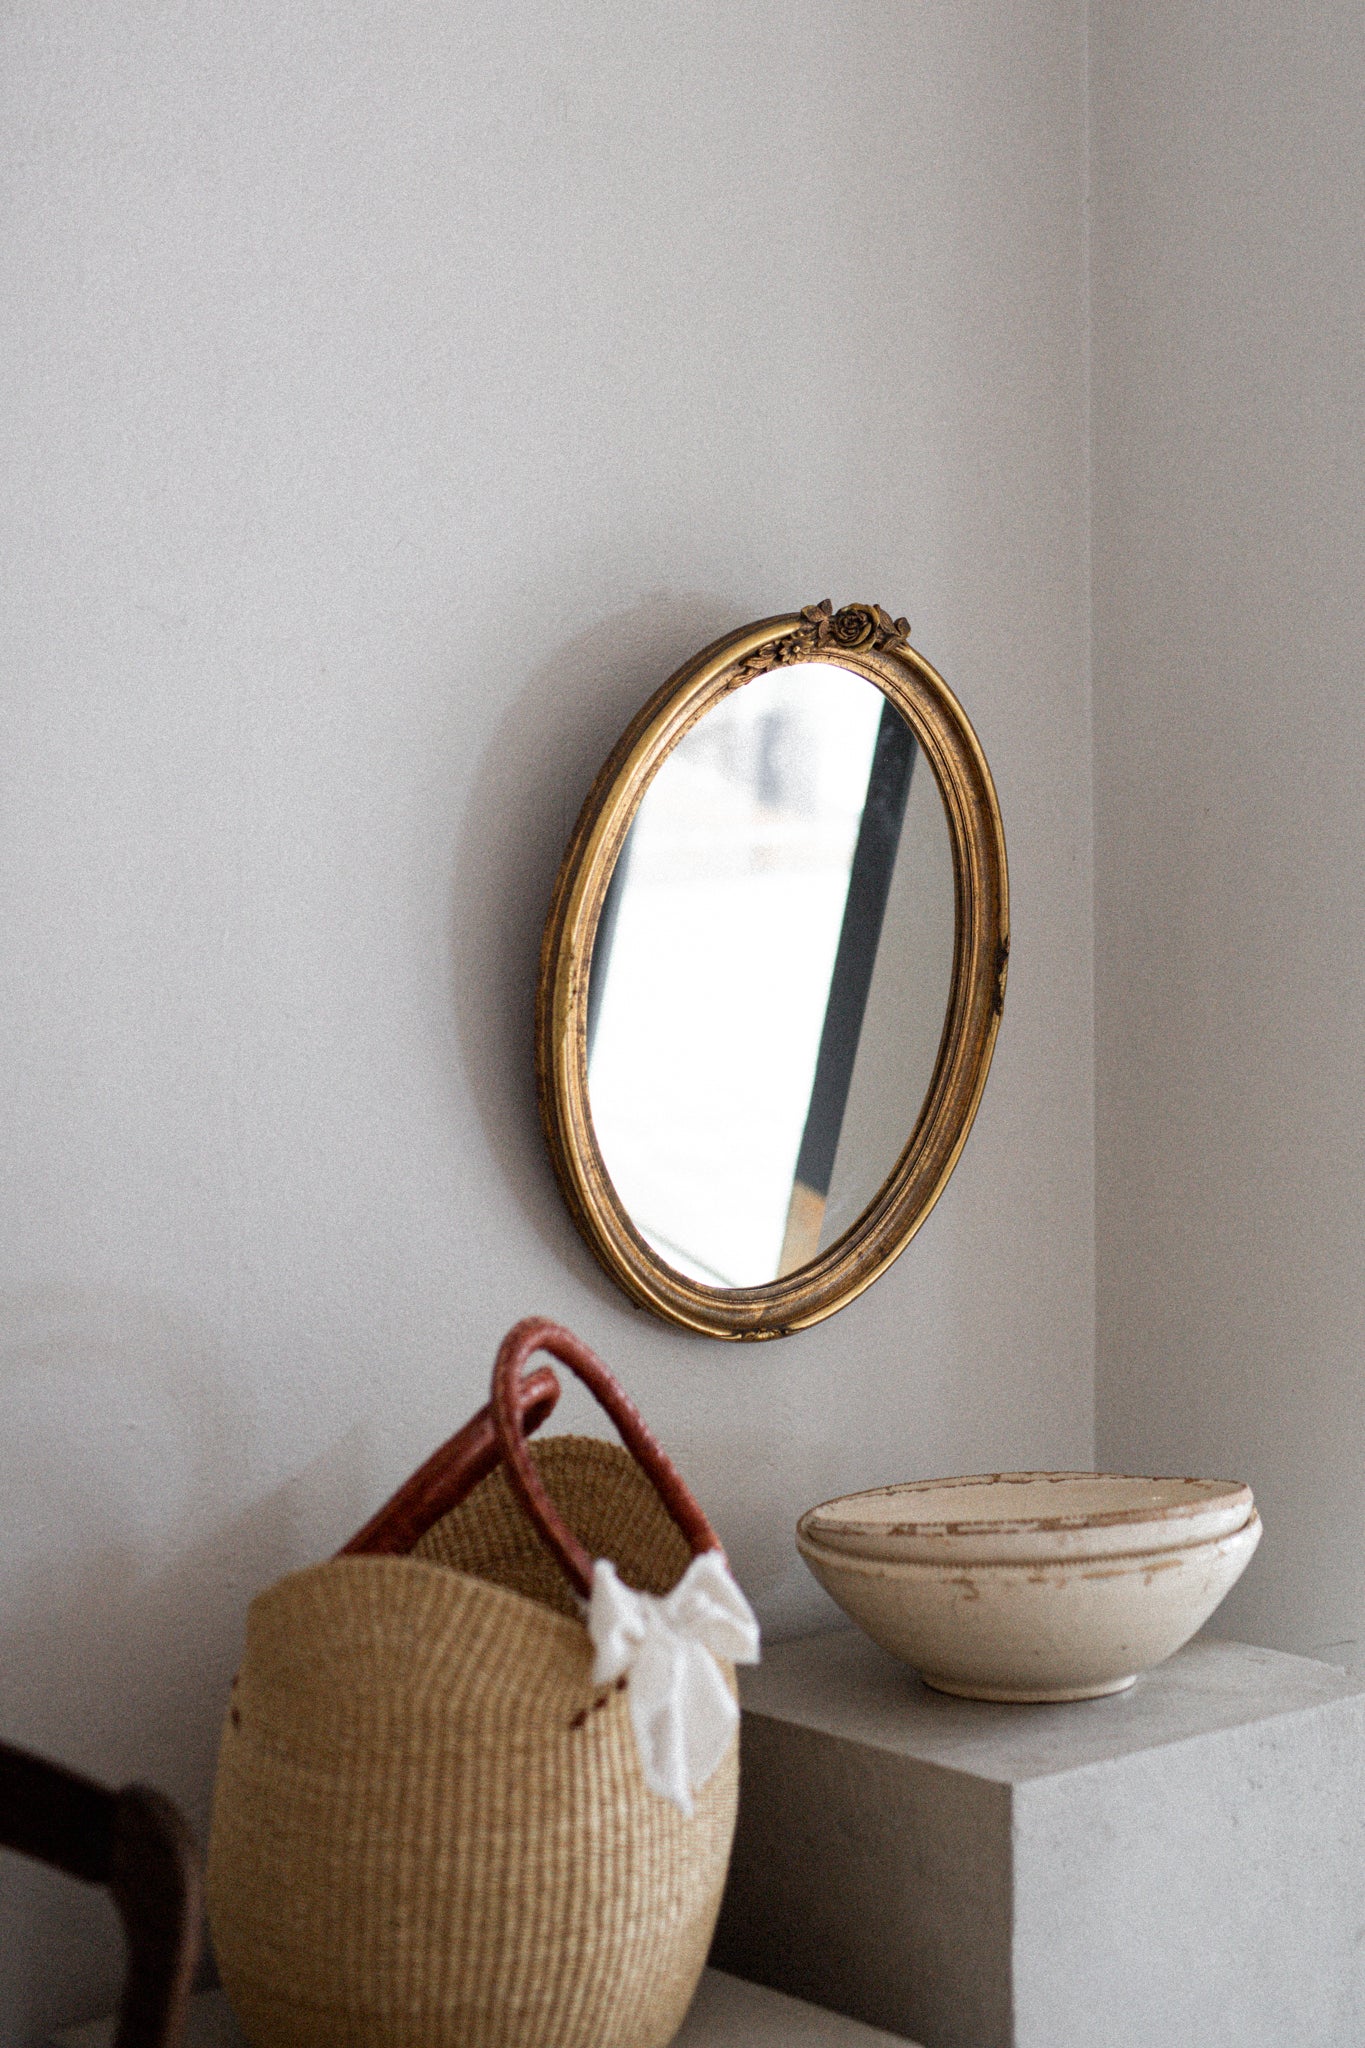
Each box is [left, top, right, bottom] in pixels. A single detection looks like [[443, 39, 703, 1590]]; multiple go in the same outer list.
[[1092, 4, 1365, 1662], [0, 3, 1092, 2034]]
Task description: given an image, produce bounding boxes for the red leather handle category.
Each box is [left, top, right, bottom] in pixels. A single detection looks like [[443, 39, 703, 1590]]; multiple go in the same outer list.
[[490, 1316, 722, 1600], [337, 1366, 561, 1558]]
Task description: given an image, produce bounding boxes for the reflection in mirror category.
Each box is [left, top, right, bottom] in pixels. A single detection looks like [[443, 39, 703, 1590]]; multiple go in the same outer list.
[[586, 663, 954, 1288]]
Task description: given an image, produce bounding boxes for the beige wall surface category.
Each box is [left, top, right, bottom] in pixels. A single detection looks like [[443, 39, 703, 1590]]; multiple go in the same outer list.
[[0, 5, 1092, 2035], [1091, 3, 1365, 1662]]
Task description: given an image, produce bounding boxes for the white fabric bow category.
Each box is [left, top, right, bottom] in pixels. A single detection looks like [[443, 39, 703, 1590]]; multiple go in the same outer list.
[[586, 1550, 761, 1816]]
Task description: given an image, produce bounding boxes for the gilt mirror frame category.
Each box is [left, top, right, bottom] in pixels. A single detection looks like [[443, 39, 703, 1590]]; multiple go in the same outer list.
[[535, 601, 1009, 1340]]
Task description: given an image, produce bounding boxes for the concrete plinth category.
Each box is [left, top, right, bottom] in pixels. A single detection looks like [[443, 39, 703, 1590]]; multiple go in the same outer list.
[[53, 1970, 917, 2048], [711, 1629, 1365, 2048]]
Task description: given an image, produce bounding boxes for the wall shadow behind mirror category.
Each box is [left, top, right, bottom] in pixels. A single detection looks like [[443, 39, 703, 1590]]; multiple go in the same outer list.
[[586, 663, 954, 1288], [536, 603, 1008, 1339]]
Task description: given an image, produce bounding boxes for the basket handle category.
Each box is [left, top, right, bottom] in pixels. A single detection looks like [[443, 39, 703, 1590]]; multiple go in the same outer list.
[[490, 1316, 723, 1600], [337, 1365, 561, 1558]]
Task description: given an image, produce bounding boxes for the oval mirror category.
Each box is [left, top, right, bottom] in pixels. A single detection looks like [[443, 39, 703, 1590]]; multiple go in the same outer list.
[[536, 602, 1008, 1339]]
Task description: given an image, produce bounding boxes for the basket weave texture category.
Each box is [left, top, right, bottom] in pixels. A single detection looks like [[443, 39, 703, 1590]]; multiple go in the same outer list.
[[206, 1437, 738, 2048]]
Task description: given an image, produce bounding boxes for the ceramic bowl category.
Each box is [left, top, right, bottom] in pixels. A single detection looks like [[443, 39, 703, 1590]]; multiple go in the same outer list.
[[796, 1473, 1261, 1703]]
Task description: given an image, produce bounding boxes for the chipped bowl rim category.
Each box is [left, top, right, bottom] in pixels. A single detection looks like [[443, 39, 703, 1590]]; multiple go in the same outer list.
[[798, 1472, 1256, 1564]]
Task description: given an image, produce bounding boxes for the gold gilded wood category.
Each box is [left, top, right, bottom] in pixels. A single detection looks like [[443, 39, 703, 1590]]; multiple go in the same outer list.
[[535, 603, 1009, 1340]]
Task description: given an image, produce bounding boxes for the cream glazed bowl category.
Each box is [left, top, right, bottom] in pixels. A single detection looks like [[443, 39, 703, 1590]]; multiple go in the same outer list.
[[796, 1473, 1261, 1703]]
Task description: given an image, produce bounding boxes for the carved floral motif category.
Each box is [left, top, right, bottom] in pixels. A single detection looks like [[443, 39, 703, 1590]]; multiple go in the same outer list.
[[735, 600, 913, 679]]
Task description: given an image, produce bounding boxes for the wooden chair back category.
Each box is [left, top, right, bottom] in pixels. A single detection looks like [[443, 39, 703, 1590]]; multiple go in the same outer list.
[[0, 1740, 201, 2047]]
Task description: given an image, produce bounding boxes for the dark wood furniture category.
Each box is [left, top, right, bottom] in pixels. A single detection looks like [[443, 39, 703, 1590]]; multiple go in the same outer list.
[[0, 1741, 201, 2048]]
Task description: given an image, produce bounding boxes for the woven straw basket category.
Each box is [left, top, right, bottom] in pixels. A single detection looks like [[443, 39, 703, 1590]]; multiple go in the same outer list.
[[206, 1319, 742, 2048]]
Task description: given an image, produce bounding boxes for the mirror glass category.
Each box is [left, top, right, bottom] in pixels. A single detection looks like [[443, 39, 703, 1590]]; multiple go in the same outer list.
[[585, 661, 955, 1288]]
